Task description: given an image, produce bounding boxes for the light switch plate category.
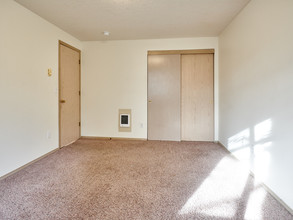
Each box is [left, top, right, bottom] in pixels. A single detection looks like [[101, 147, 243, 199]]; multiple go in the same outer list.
[[48, 68, 52, 77]]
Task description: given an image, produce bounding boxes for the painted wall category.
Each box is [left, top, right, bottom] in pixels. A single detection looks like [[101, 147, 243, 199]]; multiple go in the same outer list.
[[219, 0, 293, 210], [81, 38, 218, 139], [0, 0, 81, 177]]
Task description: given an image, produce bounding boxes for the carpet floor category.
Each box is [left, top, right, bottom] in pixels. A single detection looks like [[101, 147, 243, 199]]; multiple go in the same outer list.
[[0, 139, 292, 220]]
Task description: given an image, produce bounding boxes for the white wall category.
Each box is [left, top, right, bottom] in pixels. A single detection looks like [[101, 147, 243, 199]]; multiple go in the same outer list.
[[219, 0, 293, 210], [81, 38, 218, 139], [0, 0, 81, 177]]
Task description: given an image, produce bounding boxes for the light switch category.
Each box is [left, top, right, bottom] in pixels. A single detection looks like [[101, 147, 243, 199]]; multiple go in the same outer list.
[[48, 68, 52, 77]]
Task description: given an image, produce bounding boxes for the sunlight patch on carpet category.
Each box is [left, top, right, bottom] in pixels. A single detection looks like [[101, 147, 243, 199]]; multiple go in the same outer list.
[[178, 157, 249, 218], [244, 186, 266, 219]]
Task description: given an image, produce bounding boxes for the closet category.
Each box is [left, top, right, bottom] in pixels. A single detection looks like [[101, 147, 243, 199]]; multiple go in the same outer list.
[[147, 49, 214, 141]]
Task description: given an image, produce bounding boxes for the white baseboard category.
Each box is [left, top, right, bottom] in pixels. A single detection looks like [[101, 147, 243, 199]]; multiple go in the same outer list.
[[81, 136, 147, 141], [217, 141, 293, 215], [0, 147, 59, 181]]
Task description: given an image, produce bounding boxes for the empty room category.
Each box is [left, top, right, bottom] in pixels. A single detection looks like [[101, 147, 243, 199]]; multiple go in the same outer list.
[[1, 0, 293, 219]]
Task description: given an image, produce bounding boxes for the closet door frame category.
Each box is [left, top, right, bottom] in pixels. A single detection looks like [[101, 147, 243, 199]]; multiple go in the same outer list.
[[147, 49, 215, 141]]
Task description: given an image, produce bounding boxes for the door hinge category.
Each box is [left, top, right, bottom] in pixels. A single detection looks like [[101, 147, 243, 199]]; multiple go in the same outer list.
[[79, 122, 81, 126], [79, 91, 81, 96], [79, 60, 81, 64]]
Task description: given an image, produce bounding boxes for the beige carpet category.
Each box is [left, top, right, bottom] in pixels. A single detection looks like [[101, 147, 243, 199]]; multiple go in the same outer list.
[[0, 139, 292, 220]]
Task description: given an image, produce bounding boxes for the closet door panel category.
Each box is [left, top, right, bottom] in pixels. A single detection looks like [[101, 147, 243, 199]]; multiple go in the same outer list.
[[148, 54, 181, 141], [181, 54, 214, 141]]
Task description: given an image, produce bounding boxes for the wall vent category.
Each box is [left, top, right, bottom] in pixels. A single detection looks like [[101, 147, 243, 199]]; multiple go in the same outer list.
[[118, 109, 131, 132]]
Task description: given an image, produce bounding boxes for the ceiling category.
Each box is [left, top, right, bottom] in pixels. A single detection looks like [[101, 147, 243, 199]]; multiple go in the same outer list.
[[15, 0, 250, 41]]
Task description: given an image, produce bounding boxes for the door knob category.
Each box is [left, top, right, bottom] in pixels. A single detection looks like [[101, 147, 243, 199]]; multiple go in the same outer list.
[[60, 100, 66, 103], [148, 100, 152, 103]]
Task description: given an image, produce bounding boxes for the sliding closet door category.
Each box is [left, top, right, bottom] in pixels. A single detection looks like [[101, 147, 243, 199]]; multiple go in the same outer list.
[[181, 54, 214, 141], [147, 54, 181, 141]]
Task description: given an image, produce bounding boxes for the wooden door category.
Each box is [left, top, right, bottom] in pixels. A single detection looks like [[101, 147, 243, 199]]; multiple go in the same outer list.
[[147, 54, 181, 141], [59, 41, 81, 147], [181, 54, 214, 141]]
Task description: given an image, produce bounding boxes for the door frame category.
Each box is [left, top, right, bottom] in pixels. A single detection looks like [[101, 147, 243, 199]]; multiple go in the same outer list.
[[58, 40, 81, 148], [147, 49, 215, 141]]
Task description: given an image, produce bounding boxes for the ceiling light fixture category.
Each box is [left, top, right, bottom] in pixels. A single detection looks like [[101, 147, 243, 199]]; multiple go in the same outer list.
[[103, 31, 110, 36]]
